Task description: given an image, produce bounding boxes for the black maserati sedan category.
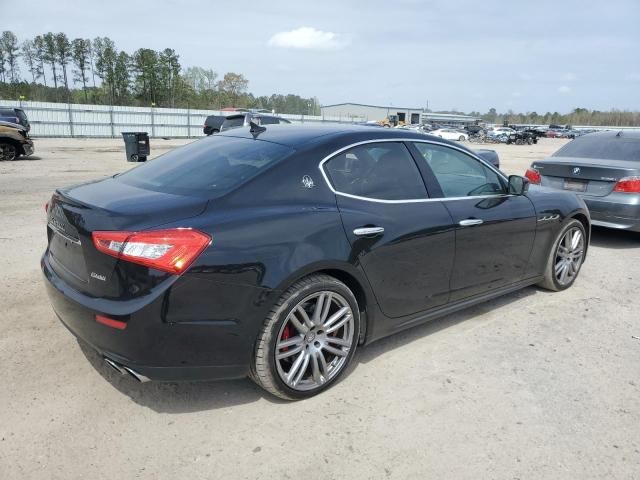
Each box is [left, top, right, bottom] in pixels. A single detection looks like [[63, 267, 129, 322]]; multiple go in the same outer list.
[[42, 124, 590, 400]]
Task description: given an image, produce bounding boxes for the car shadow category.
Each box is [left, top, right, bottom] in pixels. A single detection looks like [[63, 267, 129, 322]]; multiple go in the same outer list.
[[355, 286, 538, 365], [590, 226, 638, 249], [16, 155, 43, 161], [79, 286, 539, 412], [78, 341, 285, 412]]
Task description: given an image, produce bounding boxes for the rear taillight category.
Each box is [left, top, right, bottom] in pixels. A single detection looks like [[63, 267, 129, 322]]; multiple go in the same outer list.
[[92, 228, 211, 274], [613, 176, 640, 193], [525, 168, 541, 184]]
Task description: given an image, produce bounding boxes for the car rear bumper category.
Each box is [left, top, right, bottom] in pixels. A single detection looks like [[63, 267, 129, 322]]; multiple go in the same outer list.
[[41, 252, 272, 381], [581, 195, 640, 232]]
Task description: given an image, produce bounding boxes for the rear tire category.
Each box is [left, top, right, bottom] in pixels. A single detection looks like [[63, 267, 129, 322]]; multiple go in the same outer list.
[[538, 219, 586, 291], [252, 274, 360, 400]]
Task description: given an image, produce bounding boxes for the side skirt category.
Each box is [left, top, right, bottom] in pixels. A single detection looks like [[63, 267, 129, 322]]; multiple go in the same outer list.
[[369, 276, 543, 342]]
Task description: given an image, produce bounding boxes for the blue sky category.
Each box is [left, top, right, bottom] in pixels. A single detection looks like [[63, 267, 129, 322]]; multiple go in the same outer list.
[[3, 0, 640, 113]]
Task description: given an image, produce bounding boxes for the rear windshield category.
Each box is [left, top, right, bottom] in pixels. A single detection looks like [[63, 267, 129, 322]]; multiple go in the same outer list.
[[553, 134, 640, 161], [117, 136, 294, 197]]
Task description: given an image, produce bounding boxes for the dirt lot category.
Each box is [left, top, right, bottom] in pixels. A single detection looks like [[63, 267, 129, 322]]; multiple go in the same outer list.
[[1, 136, 638, 479]]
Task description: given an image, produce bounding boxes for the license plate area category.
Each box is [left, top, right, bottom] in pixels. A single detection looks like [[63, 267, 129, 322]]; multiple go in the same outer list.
[[563, 178, 587, 192]]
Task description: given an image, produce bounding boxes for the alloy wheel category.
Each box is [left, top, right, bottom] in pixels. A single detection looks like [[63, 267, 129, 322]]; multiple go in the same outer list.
[[275, 291, 355, 391], [554, 227, 584, 286]]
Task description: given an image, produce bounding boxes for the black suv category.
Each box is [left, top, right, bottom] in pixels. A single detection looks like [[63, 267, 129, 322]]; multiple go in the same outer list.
[[203, 115, 225, 135], [0, 107, 30, 132], [220, 113, 291, 132]]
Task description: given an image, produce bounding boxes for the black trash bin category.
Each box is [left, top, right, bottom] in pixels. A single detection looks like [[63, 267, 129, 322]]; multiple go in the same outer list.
[[121, 132, 150, 162]]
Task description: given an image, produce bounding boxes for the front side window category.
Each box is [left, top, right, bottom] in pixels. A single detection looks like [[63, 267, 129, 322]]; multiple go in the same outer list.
[[324, 142, 427, 200], [413, 143, 505, 198]]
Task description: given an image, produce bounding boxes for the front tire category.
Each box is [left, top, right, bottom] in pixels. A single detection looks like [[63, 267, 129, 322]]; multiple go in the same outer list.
[[538, 219, 586, 291], [252, 274, 360, 400]]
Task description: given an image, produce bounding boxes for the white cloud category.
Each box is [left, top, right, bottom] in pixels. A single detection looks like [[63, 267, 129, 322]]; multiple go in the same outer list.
[[558, 85, 572, 94], [268, 27, 346, 50]]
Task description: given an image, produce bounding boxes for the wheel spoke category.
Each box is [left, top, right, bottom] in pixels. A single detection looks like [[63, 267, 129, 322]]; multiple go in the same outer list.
[[554, 260, 565, 276], [323, 306, 349, 329], [296, 306, 315, 329], [320, 293, 332, 324], [288, 310, 309, 334], [570, 230, 582, 250], [326, 336, 351, 347], [323, 344, 348, 357], [559, 263, 570, 284], [291, 352, 310, 387], [286, 350, 307, 384], [277, 335, 304, 350], [311, 352, 325, 385], [312, 293, 326, 326], [326, 313, 352, 334], [276, 344, 304, 360]]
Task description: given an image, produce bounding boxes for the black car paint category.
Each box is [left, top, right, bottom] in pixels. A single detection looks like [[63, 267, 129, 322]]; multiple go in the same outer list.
[[42, 125, 590, 381]]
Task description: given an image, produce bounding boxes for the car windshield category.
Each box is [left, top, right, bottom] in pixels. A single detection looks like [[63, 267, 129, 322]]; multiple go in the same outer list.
[[553, 134, 640, 161], [116, 136, 295, 197]]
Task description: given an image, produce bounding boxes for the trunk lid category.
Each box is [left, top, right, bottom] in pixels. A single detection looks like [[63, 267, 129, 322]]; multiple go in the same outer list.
[[46, 177, 208, 298], [532, 156, 640, 197]]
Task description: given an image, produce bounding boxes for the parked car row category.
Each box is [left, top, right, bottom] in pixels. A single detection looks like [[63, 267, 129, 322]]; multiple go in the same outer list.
[[203, 110, 291, 135]]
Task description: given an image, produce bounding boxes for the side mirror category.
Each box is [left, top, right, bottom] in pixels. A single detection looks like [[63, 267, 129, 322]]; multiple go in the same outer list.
[[508, 175, 529, 195]]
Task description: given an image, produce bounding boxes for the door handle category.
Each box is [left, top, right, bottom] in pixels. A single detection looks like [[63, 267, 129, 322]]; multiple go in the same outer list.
[[353, 226, 385, 236], [459, 219, 484, 227]]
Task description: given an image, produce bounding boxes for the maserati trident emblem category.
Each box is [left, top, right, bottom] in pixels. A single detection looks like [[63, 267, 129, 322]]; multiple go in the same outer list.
[[573, 167, 581, 174], [301, 175, 315, 188]]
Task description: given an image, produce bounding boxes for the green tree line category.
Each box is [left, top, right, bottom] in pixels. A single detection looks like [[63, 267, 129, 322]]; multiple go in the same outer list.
[[0, 30, 321, 115], [471, 107, 640, 127]]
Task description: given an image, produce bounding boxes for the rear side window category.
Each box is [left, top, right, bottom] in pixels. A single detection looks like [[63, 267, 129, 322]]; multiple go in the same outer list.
[[117, 136, 294, 197], [553, 135, 640, 161], [0, 109, 16, 116], [324, 142, 427, 200]]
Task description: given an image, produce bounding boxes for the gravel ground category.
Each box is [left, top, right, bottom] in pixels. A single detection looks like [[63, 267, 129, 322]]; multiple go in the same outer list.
[[0, 136, 638, 480]]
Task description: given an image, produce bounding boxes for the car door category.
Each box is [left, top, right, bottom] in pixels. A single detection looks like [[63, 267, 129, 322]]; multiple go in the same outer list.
[[322, 141, 456, 318], [409, 141, 537, 302]]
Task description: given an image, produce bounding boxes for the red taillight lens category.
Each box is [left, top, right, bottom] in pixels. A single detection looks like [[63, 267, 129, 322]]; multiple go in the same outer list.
[[525, 168, 541, 184], [95, 314, 127, 330], [613, 176, 640, 193], [44, 202, 49, 213], [92, 228, 211, 274]]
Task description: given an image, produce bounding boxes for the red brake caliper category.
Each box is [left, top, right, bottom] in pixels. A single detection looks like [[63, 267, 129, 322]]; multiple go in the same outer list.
[[281, 324, 292, 351]]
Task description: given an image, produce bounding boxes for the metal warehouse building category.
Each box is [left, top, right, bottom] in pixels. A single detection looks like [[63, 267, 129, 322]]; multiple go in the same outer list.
[[321, 102, 479, 126]]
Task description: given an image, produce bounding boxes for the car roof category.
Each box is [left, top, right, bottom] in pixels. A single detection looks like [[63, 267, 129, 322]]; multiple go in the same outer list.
[[216, 123, 461, 148]]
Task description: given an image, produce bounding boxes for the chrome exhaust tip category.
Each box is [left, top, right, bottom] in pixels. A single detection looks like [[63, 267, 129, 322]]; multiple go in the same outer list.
[[122, 365, 151, 383], [104, 357, 126, 375], [103, 357, 150, 383]]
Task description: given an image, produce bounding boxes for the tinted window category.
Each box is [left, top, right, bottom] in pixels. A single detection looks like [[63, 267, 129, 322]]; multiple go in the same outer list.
[[15, 110, 27, 121], [259, 117, 280, 125], [324, 142, 427, 200], [0, 109, 16, 116], [553, 135, 640, 161], [117, 136, 294, 197], [222, 116, 245, 129], [413, 143, 505, 197]]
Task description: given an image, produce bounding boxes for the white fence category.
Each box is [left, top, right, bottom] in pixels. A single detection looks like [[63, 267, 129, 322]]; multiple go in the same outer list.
[[0, 100, 365, 138]]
